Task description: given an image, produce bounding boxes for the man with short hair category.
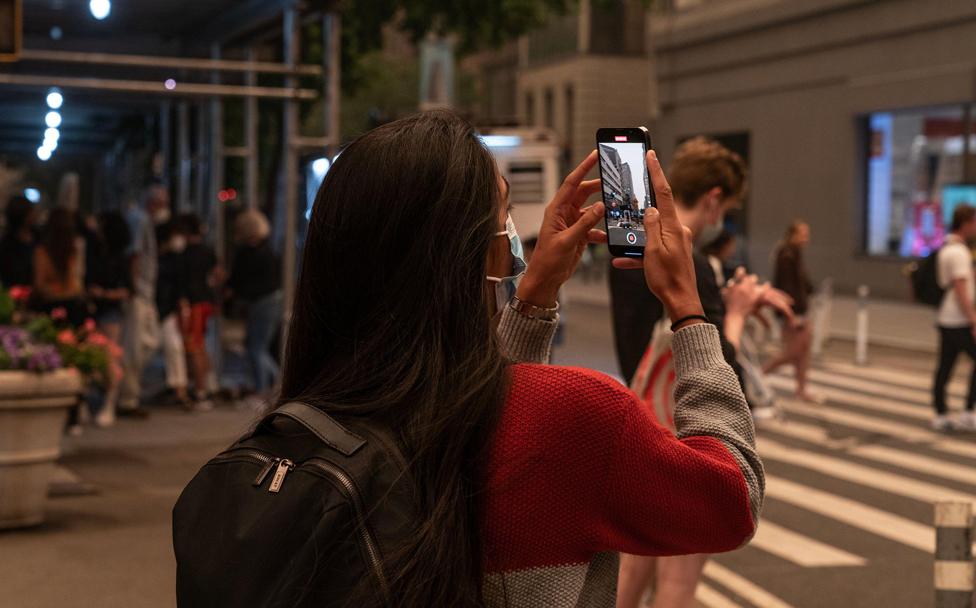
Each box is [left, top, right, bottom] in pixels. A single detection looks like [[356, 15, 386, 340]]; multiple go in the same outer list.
[[932, 204, 976, 431]]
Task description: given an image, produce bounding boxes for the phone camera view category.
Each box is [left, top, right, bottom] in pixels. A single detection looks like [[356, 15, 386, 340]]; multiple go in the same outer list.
[[600, 142, 652, 248]]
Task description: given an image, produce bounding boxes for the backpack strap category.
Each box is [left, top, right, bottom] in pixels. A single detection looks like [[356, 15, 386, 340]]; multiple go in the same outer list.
[[260, 401, 366, 457]]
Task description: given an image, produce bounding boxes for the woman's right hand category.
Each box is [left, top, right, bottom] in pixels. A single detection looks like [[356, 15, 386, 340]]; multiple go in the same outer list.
[[613, 150, 705, 327]]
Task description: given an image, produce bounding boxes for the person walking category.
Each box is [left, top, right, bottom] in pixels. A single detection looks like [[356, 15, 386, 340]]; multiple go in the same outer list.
[[763, 220, 819, 402], [86, 211, 132, 426], [0, 195, 37, 288], [177, 213, 218, 408], [929, 205, 976, 431], [227, 209, 282, 409], [155, 220, 193, 410], [118, 187, 162, 418], [174, 112, 763, 608]]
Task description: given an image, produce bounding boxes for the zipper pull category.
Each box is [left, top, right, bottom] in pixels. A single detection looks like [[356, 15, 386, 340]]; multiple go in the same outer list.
[[268, 459, 293, 493], [253, 458, 279, 488]]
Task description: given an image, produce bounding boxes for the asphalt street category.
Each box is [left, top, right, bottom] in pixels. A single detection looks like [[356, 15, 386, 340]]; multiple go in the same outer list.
[[2, 292, 974, 608]]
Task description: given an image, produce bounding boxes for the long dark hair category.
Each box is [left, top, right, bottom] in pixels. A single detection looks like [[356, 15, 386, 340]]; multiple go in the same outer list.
[[41, 208, 78, 281], [277, 111, 507, 606]]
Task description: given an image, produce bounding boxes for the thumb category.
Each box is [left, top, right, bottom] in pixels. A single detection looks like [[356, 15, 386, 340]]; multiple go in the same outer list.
[[567, 202, 605, 241], [643, 206, 662, 254]]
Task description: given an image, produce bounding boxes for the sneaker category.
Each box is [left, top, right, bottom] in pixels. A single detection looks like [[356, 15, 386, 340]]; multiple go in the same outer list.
[[956, 411, 976, 431], [94, 407, 116, 428], [797, 391, 826, 404], [192, 399, 215, 412], [932, 414, 958, 432]]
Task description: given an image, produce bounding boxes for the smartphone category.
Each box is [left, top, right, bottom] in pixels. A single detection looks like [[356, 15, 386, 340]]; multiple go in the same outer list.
[[596, 127, 655, 257]]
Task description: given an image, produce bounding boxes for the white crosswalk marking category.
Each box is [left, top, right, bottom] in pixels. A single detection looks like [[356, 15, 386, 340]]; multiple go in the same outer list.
[[750, 520, 866, 567], [695, 582, 745, 608], [765, 475, 935, 553], [702, 561, 795, 608], [821, 360, 967, 398], [802, 368, 958, 408], [768, 376, 931, 421]]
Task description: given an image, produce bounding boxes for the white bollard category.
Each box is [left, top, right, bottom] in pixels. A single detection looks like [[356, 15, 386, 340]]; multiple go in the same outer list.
[[811, 277, 833, 359], [855, 285, 869, 366]]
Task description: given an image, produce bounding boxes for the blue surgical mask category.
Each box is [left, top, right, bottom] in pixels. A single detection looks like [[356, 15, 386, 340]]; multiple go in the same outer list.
[[486, 215, 527, 310]]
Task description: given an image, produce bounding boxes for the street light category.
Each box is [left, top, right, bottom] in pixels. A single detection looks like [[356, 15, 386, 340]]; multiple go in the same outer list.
[[89, 0, 111, 20], [37, 146, 52, 161], [45, 127, 59, 142], [45, 111, 62, 128], [46, 89, 63, 109]]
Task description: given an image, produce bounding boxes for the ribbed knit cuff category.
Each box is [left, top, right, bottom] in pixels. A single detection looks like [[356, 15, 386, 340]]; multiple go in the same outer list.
[[496, 303, 558, 364], [671, 323, 727, 377]]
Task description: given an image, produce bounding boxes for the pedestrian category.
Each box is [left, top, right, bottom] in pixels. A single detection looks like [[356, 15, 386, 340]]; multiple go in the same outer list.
[[156, 220, 193, 410], [86, 210, 132, 426], [227, 209, 282, 409], [929, 205, 976, 431], [118, 187, 162, 418], [702, 229, 736, 286], [762, 220, 820, 403], [177, 213, 217, 409], [0, 195, 37, 288], [175, 112, 763, 607], [32, 207, 87, 326], [615, 137, 790, 608]]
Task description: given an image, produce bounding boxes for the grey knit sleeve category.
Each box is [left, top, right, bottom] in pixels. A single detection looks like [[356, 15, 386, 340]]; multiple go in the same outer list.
[[671, 323, 765, 530], [495, 303, 559, 364]]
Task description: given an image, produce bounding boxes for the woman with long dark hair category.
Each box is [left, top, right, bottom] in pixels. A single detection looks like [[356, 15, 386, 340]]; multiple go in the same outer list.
[[33, 207, 87, 326], [180, 111, 763, 607]]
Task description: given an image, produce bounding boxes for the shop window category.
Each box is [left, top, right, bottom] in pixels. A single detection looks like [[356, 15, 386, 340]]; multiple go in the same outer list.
[[863, 104, 976, 257]]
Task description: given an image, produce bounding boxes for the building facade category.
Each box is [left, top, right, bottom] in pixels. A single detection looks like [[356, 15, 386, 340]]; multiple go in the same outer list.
[[650, 0, 976, 298]]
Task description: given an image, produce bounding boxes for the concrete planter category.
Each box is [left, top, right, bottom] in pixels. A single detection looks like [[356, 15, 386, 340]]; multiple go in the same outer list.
[[0, 369, 82, 529]]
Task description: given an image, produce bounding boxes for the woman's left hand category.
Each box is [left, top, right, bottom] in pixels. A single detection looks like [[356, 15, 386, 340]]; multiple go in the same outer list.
[[516, 150, 606, 307]]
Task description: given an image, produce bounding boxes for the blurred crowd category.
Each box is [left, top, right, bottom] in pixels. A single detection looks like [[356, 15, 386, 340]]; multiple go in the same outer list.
[[0, 183, 283, 433]]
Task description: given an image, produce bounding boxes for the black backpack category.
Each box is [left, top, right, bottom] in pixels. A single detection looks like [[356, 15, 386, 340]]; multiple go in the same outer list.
[[910, 248, 944, 307], [173, 402, 417, 608]]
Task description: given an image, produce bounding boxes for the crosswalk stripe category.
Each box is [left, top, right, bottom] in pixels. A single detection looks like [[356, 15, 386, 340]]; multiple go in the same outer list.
[[760, 417, 976, 486], [766, 475, 934, 553], [768, 375, 930, 421], [822, 360, 967, 398], [779, 399, 976, 459], [804, 368, 956, 408], [702, 561, 795, 608], [749, 519, 866, 567], [695, 582, 745, 608], [759, 437, 976, 504]]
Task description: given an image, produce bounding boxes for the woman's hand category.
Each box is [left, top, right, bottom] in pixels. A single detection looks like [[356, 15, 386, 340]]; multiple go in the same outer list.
[[612, 150, 704, 327], [516, 150, 607, 308]]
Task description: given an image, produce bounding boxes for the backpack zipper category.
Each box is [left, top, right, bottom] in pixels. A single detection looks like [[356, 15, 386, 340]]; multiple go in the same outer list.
[[305, 458, 391, 604]]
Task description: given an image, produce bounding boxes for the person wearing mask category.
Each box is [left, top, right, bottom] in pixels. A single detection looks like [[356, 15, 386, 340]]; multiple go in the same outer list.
[[156, 220, 194, 410], [176, 112, 764, 607], [614, 137, 791, 608], [33, 207, 87, 326], [702, 230, 737, 286], [118, 187, 162, 418], [928, 206, 976, 431], [177, 213, 218, 408], [86, 211, 132, 426], [763, 220, 819, 403], [0, 196, 37, 288], [227, 209, 282, 409]]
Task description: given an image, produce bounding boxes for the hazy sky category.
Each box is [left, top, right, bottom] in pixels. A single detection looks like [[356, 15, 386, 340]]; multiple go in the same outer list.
[[605, 142, 648, 207]]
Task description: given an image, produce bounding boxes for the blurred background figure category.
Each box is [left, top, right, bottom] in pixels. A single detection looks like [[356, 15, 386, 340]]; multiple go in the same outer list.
[[32, 207, 86, 326], [228, 209, 282, 409], [86, 210, 133, 426], [0, 195, 37, 288], [178, 213, 218, 409], [118, 188, 160, 418], [155, 219, 193, 410], [702, 230, 737, 286], [764, 220, 818, 402]]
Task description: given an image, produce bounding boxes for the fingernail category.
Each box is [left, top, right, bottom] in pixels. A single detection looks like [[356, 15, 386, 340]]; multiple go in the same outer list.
[[650, 150, 658, 160]]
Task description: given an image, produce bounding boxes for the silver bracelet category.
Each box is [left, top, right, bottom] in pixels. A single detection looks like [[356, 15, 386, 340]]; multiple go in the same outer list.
[[509, 296, 559, 321]]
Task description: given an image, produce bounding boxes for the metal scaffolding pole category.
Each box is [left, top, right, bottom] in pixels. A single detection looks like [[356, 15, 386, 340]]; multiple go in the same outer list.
[[194, 102, 207, 215], [177, 100, 191, 212], [323, 11, 341, 156], [159, 100, 172, 186], [281, 8, 300, 339], [246, 48, 259, 209]]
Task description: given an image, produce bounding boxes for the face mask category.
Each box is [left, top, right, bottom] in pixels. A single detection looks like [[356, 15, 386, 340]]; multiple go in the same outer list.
[[699, 217, 724, 248], [486, 215, 527, 311], [170, 235, 187, 253]]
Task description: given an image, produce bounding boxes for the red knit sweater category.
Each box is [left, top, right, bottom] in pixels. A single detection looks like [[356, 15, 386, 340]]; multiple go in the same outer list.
[[482, 363, 755, 605]]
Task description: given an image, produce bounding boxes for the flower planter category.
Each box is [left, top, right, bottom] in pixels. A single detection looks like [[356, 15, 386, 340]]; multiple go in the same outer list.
[[0, 369, 82, 529]]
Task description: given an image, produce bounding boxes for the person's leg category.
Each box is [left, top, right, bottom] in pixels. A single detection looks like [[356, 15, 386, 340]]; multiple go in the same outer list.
[[119, 299, 145, 411], [96, 319, 123, 426], [793, 323, 815, 400], [762, 323, 798, 376], [616, 554, 656, 608], [957, 327, 976, 414], [161, 314, 190, 405], [650, 554, 708, 608], [245, 292, 282, 393], [932, 327, 962, 419]]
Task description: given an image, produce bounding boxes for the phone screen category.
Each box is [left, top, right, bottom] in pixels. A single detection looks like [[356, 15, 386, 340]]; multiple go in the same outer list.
[[596, 130, 654, 256]]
